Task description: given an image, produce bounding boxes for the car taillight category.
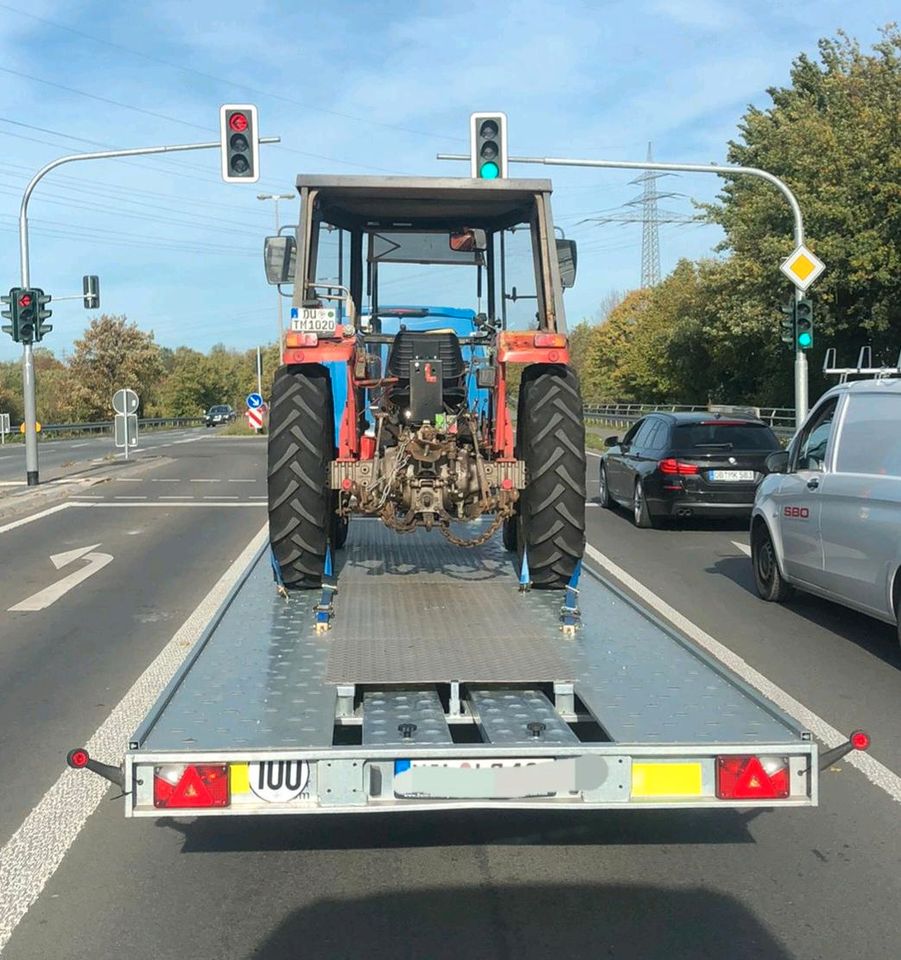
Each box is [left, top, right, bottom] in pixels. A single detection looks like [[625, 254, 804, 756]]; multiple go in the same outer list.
[[533, 333, 567, 348], [154, 764, 229, 808], [658, 458, 699, 476], [285, 332, 319, 348], [716, 756, 790, 800]]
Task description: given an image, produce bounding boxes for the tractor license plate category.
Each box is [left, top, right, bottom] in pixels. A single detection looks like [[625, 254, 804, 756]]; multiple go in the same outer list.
[[708, 470, 755, 482], [291, 307, 338, 334]]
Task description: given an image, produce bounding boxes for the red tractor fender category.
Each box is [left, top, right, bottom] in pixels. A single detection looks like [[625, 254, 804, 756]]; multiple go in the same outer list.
[[494, 332, 571, 458], [283, 334, 360, 459]]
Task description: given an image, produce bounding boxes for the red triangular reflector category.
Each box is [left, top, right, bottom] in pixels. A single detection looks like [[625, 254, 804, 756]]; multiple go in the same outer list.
[[171, 766, 214, 807], [734, 757, 772, 797]]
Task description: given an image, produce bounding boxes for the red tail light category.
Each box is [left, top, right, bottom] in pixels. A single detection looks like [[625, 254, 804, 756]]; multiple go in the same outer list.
[[533, 333, 567, 348], [658, 458, 699, 476], [154, 764, 229, 808], [716, 756, 790, 800]]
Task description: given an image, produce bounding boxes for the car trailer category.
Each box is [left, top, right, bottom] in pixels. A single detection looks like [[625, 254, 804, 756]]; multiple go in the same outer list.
[[69, 521, 869, 816]]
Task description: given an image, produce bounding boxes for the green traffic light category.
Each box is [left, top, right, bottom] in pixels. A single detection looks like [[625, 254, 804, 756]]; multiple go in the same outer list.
[[479, 161, 500, 180], [798, 331, 812, 348]]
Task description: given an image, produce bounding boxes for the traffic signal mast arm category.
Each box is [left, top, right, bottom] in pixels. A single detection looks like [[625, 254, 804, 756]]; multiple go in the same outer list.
[[439, 146, 811, 425]]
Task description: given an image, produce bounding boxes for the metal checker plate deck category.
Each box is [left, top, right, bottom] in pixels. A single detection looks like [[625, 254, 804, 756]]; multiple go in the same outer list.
[[139, 521, 802, 751]]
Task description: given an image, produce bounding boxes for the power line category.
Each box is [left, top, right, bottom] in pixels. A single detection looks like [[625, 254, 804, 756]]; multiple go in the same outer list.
[[0, 2, 465, 144]]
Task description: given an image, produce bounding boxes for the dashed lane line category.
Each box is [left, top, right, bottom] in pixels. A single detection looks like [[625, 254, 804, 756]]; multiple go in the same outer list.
[[732, 540, 751, 557], [0, 524, 269, 951], [583, 542, 901, 805]]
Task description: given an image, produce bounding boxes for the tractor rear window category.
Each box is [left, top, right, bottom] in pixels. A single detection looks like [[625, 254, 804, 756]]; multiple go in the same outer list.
[[673, 422, 780, 452]]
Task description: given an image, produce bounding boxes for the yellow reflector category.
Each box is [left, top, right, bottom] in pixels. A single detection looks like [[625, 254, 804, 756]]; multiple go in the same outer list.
[[632, 762, 703, 798], [229, 763, 250, 795]]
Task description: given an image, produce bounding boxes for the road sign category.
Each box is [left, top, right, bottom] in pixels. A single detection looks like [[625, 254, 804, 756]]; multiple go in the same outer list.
[[112, 388, 139, 415], [115, 413, 138, 454], [20, 421, 40, 434], [246, 392, 264, 409], [780, 245, 825, 292], [245, 407, 264, 431]]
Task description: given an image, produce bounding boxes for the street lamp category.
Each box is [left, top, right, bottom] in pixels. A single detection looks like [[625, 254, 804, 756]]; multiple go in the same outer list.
[[257, 192, 295, 351]]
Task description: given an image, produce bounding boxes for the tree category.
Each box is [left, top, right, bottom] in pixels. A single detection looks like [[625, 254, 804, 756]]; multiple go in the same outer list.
[[66, 315, 163, 421], [706, 26, 901, 397]]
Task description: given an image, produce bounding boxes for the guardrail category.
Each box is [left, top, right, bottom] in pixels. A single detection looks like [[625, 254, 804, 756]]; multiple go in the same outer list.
[[2, 417, 205, 441], [582, 403, 797, 437]]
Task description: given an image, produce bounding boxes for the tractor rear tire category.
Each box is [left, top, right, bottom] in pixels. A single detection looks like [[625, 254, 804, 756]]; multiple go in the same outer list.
[[268, 365, 336, 588], [516, 366, 586, 589]]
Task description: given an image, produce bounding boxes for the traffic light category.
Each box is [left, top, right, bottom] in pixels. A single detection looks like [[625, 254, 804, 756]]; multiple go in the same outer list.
[[795, 298, 813, 350], [779, 301, 794, 344], [470, 112, 508, 179], [16, 289, 36, 345], [34, 289, 52, 342], [219, 104, 260, 183], [83, 274, 100, 310], [1, 288, 18, 341]]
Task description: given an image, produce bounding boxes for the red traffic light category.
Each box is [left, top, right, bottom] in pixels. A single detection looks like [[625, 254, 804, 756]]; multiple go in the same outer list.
[[18, 293, 32, 308], [228, 112, 248, 132]]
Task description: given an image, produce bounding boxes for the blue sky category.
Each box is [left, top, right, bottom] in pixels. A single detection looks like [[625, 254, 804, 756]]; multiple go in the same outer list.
[[0, 0, 897, 362]]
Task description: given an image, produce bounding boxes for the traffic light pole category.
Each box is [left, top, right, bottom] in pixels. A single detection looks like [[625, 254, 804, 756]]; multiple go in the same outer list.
[[438, 150, 809, 428], [16, 135, 280, 485]]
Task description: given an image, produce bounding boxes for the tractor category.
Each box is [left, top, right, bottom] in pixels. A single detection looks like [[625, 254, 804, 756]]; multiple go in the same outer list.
[[263, 176, 585, 589]]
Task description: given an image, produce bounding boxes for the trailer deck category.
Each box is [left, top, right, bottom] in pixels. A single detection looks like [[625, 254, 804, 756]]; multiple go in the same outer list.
[[124, 521, 817, 815]]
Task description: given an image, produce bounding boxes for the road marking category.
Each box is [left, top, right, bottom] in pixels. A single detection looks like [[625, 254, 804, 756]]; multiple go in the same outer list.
[[0, 502, 83, 534], [0, 524, 269, 950], [583, 543, 901, 804], [70, 442, 90, 448], [114, 496, 147, 500], [205, 495, 239, 500], [159, 495, 192, 500], [731, 540, 751, 557], [151, 478, 180, 483], [88, 502, 265, 508], [0, 481, 26, 486], [250, 495, 268, 499], [190, 478, 221, 483], [9, 544, 114, 612], [228, 478, 256, 483], [115, 478, 143, 483], [72, 495, 102, 500]]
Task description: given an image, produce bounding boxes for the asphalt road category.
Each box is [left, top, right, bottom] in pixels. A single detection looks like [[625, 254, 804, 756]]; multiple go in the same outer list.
[[0, 426, 211, 483], [0, 446, 898, 959]]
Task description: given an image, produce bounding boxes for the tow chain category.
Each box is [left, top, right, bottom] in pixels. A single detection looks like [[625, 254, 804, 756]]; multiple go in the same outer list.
[[381, 502, 510, 548], [438, 510, 507, 548]]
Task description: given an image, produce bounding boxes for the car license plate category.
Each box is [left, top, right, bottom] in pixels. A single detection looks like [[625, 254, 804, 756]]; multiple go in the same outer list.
[[290, 307, 338, 333], [708, 470, 755, 482]]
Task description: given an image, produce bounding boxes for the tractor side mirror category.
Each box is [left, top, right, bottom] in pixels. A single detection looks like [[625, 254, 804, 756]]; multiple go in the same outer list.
[[556, 239, 577, 289], [449, 228, 487, 253], [604, 435, 619, 448], [264, 235, 296, 285], [765, 450, 790, 474]]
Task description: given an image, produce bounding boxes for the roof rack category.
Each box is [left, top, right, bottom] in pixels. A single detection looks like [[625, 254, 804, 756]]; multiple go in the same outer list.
[[822, 346, 901, 383]]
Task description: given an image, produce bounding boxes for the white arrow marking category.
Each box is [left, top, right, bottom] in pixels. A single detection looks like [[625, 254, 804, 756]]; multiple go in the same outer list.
[[50, 544, 101, 570], [9, 549, 113, 612]]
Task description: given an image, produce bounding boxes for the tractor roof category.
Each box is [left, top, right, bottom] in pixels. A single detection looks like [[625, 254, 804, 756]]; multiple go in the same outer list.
[[294, 175, 553, 231]]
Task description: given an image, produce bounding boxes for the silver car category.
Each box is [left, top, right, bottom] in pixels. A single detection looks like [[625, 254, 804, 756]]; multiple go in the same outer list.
[[751, 378, 901, 648]]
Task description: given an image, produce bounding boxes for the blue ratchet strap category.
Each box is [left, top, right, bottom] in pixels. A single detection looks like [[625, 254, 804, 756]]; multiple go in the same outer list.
[[519, 546, 531, 592], [560, 559, 582, 633], [315, 545, 338, 631], [270, 549, 285, 586]]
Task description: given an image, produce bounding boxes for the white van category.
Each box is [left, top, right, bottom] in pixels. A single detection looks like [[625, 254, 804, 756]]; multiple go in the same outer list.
[[750, 378, 901, 648]]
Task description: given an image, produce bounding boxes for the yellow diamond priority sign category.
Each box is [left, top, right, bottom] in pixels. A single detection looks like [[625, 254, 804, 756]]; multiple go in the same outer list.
[[780, 244, 825, 292]]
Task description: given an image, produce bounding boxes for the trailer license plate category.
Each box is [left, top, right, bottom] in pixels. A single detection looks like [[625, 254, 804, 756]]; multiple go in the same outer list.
[[394, 758, 571, 800], [291, 307, 338, 334], [708, 470, 755, 482]]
